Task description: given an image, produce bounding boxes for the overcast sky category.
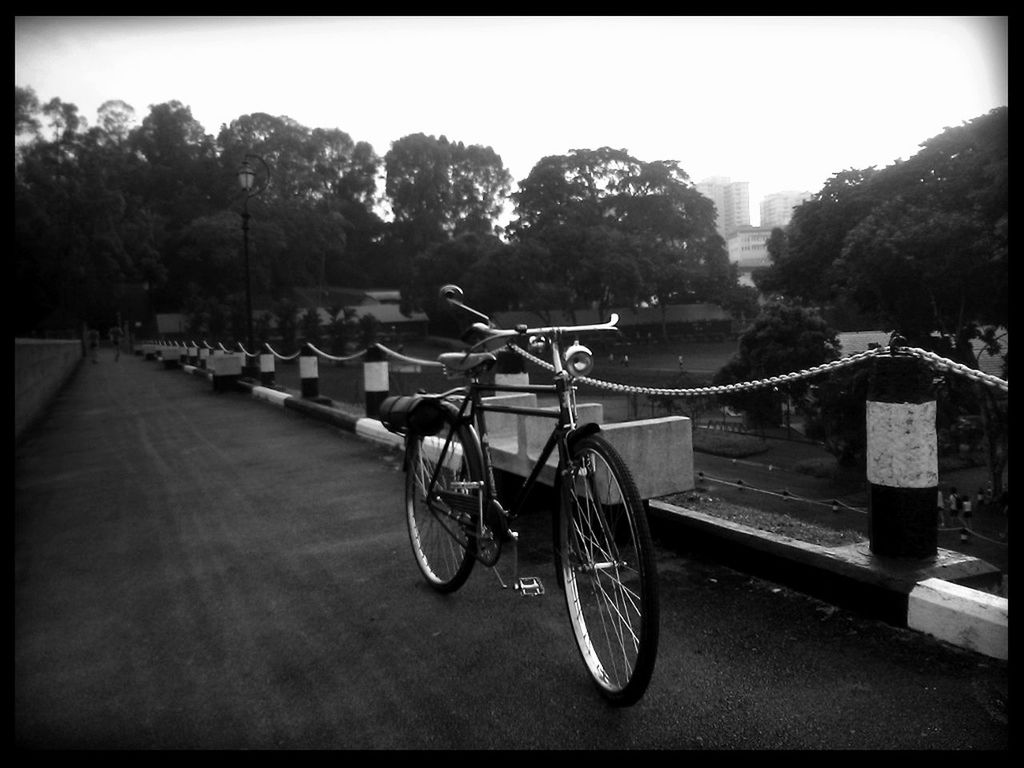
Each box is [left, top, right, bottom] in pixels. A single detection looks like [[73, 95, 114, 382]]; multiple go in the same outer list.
[[15, 16, 1008, 222]]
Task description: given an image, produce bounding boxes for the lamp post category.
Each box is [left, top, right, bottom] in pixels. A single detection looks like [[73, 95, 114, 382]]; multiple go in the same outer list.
[[237, 153, 270, 358]]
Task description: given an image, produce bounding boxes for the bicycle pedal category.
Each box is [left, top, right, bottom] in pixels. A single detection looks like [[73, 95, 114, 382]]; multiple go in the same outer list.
[[515, 576, 545, 596]]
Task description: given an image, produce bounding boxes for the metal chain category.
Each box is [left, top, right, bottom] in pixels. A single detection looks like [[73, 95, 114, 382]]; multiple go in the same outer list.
[[304, 342, 368, 363], [374, 343, 444, 368], [264, 343, 301, 361], [509, 343, 1007, 396], [901, 346, 1008, 392], [167, 335, 1007, 394]]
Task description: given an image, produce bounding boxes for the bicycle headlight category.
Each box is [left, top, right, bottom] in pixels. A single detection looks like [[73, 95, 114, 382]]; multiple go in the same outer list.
[[564, 341, 594, 377]]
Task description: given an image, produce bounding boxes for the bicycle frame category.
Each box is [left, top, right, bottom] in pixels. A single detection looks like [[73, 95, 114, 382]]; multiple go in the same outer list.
[[419, 334, 602, 560]]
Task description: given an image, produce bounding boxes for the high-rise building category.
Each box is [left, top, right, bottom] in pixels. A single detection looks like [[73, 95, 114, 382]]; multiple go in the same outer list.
[[695, 177, 750, 239], [759, 190, 813, 229]]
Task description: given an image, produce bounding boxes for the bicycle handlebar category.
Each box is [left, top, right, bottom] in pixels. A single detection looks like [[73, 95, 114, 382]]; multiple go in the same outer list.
[[441, 284, 620, 345]]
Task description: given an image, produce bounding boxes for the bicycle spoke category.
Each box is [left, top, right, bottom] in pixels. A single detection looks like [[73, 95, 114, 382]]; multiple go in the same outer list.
[[560, 435, 658, 705], [406, 420, 478, 592]]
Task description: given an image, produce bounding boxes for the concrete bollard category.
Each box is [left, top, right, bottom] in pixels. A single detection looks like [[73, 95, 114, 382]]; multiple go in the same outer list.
[[866, 345, 938, 558], [162, 342, 180, 369], [210, 352, 243, 393], [299, 343, 320, 400], [363, 345, 389, 418], [259, 351, 275, 388], [495, 347, 529, 387], [242, 349, 260, 380]]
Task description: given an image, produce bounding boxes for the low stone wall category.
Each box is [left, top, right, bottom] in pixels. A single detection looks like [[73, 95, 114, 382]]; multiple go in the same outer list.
[[15, 338, 83, 444]]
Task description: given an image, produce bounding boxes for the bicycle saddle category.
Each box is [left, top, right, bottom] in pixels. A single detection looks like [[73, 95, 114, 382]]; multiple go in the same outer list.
[[437, 352, 497, 373]]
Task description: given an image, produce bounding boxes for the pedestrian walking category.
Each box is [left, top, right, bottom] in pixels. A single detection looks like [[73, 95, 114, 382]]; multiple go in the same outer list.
[[622, 353, 629, 368], [678, 355, 684, 371], [960, 493, 973, 542], [998, 489, 1008, 540], [937, 487, 949, 527], [109, 325, 124, 362], [974, 487, 988, 521], [87, 328, 100, 363], [948, 487, 960, 520]]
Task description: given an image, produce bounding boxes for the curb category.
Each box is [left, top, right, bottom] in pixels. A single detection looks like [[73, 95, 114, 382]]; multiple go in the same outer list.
[[648, 500, 1007, 660], [187, 367, 1009, 660]]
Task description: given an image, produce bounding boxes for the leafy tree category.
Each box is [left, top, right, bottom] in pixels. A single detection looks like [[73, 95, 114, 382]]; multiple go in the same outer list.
[[755, 107, 1007, 490], [756, 168, 879, 306], [713, 302, 842, 432], [299, 307, 323, 346], [326, 306, 359, 356], [407, 233, 510, 335], [507, 147, 731, 325], [272, 297, 300, 353], [384, 133, 512, 265], [358, 314, 381, 348]]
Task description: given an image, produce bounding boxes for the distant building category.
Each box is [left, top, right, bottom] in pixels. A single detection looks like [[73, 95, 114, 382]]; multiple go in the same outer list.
[[726, 225, 773, 287], [760, 190, 814, 229], [289, 286, 429, 338], [695, 177, 750, 239]]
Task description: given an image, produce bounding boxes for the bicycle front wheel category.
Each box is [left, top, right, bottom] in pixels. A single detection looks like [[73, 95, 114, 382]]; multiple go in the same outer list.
[[405, 417, 482, 592], [558, 433, 659, 706]]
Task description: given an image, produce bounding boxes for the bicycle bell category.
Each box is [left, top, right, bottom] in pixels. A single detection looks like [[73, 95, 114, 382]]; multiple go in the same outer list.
[[563, 340, 594, 377]]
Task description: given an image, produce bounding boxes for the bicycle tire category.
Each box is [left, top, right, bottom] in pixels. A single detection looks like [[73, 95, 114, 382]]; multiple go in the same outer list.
[[557, 433, 660, 706], [405, 413, 482, 592]]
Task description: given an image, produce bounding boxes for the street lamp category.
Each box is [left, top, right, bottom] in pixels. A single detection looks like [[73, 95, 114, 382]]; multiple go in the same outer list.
[[238, 153, 270, 357]]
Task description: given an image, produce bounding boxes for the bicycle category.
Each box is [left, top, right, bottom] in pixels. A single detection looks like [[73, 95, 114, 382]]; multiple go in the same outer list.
[[379, 285, 659, 706]]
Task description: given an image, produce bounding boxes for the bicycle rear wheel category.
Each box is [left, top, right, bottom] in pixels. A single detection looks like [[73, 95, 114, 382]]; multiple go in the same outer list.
[[557, 433, 659, 706], [405, 416, 481, 592]]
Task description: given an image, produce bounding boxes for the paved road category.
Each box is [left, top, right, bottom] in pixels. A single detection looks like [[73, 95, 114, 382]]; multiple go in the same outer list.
[[15, 353, 1008, 749]]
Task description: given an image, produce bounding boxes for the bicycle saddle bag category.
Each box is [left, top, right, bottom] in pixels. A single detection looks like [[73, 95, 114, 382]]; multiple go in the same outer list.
[[378, 395, 447, 436]]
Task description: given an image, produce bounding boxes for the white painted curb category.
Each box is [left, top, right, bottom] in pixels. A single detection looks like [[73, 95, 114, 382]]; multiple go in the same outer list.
[[908, 577, 1007, 660], [251, 386, 292, 407], [355, 418, 404, 448]]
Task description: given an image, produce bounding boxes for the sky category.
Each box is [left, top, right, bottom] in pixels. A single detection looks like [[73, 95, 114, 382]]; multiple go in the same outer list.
[[15, 15, 1008, 224]]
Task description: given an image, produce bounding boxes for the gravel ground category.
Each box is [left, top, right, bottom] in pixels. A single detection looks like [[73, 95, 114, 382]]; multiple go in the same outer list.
[[661, 492, 868, 548]]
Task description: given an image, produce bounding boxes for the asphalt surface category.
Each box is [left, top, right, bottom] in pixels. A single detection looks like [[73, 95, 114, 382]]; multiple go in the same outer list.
[[15, 351, 1009, 749]]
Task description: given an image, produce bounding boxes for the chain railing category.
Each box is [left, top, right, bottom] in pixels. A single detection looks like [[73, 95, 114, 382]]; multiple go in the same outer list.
[[511, 345, 900, 397], [145, 338, 1008, 394], [303, 343, 368, 364]]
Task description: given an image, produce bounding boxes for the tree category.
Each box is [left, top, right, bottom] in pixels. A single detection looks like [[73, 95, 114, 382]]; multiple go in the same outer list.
[[299, 307, 323, 346], [385, 133, 512, 253], [756, 168, 880, 306], [506, 147, 731, 324], [15, 92, 169, 332], [754, 107, 1007, 490], [713, 302, 842, 434], [407, 233, 509, 335]]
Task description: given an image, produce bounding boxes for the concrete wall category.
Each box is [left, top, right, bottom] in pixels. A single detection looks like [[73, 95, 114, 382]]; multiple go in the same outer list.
[[15, 339, 83, 445]]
